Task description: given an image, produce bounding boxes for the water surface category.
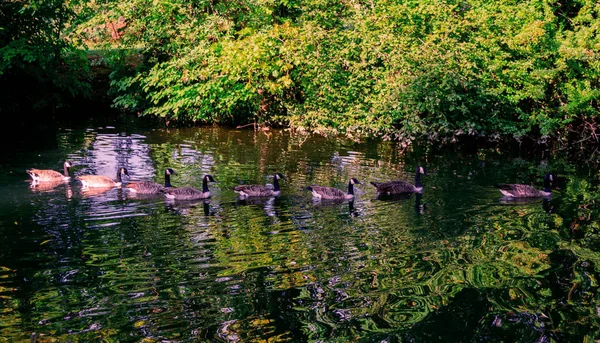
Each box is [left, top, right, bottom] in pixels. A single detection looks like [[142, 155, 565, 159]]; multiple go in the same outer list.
[[1, 119, 599, 342]]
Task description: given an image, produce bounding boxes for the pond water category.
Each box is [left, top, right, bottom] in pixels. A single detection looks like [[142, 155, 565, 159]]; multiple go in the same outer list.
[[1, 117, 599, 342]]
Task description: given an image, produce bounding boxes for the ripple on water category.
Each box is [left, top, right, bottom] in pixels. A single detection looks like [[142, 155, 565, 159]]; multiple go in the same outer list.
[[1, 125, 597, 341]]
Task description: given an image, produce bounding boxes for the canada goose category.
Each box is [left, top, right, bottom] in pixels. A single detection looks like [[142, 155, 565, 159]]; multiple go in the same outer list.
[[77, 167, 129, 188], [497, 173, 556, 198], [162, 174, 217, 200], [125, 168, 176, 194], [234, 173, 285, 198], [308, 178, 361, 200], [371, 166, 428, 195], [26, 161, 72, 182]]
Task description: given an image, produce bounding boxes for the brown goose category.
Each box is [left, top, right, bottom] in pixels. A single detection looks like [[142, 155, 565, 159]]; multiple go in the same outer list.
[[125, 168, 176, 194], [162, 174, 217, 200], [234, 173, 285, 198], [308, 178, 361, 200], [26, 161, 72, 182], [497, 173, 556, 198], [77, 167, 129, 188], [371, 166, 427, 195]]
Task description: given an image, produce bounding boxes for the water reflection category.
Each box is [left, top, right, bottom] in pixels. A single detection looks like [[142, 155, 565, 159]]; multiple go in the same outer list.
[[79, 186, 115, 197], [498, 196, 556, 214], [165, 198, 213, 216], [29, 181, 74, 202], [1, 124, 599, 341], [309, 197, 359, 218]]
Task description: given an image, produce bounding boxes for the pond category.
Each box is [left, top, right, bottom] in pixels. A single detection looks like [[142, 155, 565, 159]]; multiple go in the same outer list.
[[1, 116, 599, 342]]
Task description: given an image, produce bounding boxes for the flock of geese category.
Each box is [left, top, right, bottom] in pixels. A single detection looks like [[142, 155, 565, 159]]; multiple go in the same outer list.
[[25, 161, 558, 200]]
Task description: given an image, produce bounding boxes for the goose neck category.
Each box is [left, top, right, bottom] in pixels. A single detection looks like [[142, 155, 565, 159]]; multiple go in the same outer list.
[[347, 181, 355, 195], [414, 172, 423, 188], [273, 176, 280, 192], [63, 164, 70, 177], [544, 179, 551, 192], [202, 176, 209, 192], [164, 172, 172, 187]]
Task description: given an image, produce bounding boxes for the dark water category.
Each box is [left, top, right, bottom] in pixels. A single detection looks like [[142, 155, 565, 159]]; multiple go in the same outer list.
[[1, 119, 599, 342]]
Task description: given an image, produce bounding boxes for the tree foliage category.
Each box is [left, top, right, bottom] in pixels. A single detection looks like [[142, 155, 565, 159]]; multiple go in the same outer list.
[[0, 0, 90, 113], [3, 0, 599, 140]]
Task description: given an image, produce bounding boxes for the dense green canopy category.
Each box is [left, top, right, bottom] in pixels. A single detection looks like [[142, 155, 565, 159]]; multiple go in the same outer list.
[[1, 0, 599, 140]]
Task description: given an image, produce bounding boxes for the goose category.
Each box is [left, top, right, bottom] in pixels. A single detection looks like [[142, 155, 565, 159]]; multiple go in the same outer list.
[[308, 178, 361, 200], [234, 173, 285, 198], [371, 166, 427, 195], [26, 161, 73, 182], [77, 167, 129, 188], [162, 174, 217, 200], [497, 173, 556, 198], [125, 168, 176, 194]]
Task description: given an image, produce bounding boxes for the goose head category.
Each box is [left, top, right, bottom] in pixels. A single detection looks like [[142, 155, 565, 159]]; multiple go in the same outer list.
[[349, 178, 361, 185], [544, 173, 557, 183], [204, 174, 217, 183], [417, 166, 428, 176], [119, 167, 130, 177], [274, 173, 285, 180], [543, 173, 558, 192], [165, 168, 176, 176], [64, 161, 73, 168]]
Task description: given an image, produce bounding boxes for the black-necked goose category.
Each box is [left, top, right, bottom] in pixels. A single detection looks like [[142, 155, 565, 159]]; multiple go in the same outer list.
[[371, 166, 427, 195], [125, 168, 176, 194], [308, 178, 361, 200], [26, 161, 73, 182], [497, 173, 556, 198], [162, 174, 217, 200], [77, 167, 129, 188], [234, 173, 285, 198]]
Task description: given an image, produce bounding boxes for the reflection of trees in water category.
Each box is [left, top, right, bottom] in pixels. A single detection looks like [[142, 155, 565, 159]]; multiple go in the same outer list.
[[273, 179, 600, 341], [6, 126, 600, 341]]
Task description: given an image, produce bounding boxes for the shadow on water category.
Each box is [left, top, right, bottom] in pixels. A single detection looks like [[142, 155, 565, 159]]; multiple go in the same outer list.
[[308, 197, 362, 219], [498, 197, 556, 216], [374, 192, 427, 216], [1, 120, 600, 342], [164, 198, 214, 216]]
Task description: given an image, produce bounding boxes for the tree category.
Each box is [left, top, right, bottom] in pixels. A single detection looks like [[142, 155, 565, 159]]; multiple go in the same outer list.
[[0, 0, 90, 114]]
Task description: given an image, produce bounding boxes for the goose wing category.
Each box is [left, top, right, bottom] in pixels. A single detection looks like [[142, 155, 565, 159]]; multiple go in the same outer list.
[[308, 185, 346, 199], [371, 180, 416, 194], [234, 184, 273, 197], [26, 169, 66, 181], [162, 187, 207, 200], [497, 183, 541, 197], [77, 175, 117, 188], [126, 181, 163, 194]]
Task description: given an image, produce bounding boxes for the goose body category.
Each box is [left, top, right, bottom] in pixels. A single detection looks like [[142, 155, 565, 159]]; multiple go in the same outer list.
[[371, 166, 427, 195], [125, 168, 175, 194], [162, 174, 217, 200], [26, 161, 72, 182], [308, 178, 361, 200], [497, 173, 555, 198], [371, 180, 421, 194], [234, 173, 284, 198], [77, 167, 129, 188]]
